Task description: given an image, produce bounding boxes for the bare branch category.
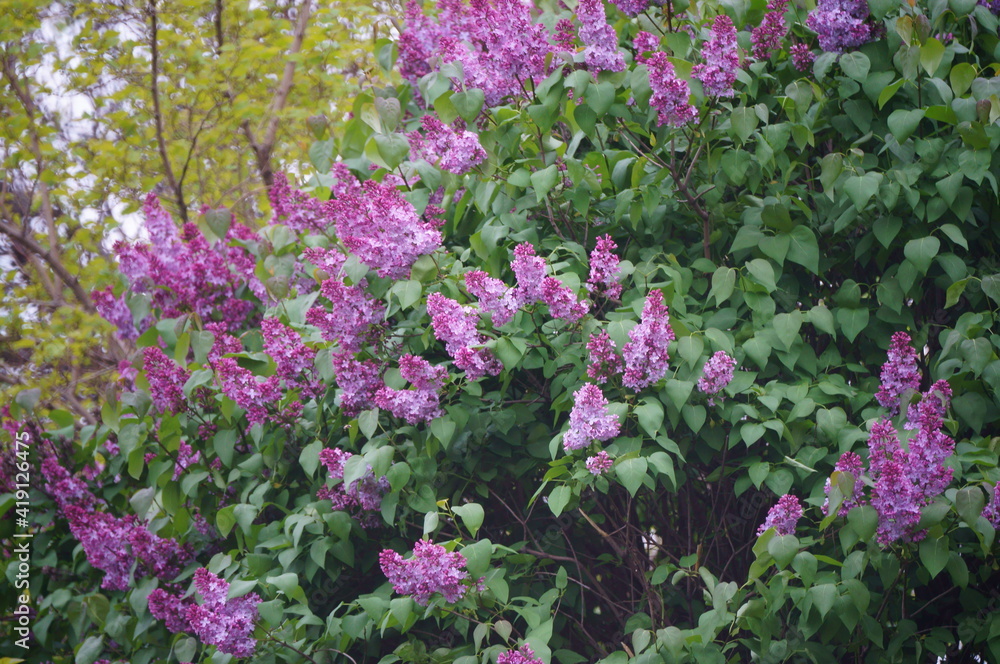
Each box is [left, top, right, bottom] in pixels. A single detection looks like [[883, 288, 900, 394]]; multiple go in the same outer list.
[[148, 0, 189, 222]]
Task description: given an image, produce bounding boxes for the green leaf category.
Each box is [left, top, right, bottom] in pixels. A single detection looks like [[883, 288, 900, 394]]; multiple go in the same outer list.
[[767, 535, 799, 568], [808, 305, 836, 336], [919, 537, 949, 579], [746, 258, 777, 292], [887, 109, 925, 142], [14, 388, 40, 412], [731, 107, 759, 142], [531, 165, 560, 201], [549, 486, 571, 516], [772, 312, 802, 351], [903, 236, 940, 274], [617, 457, 648, 497], [461, 539, 493, 579], [981, 274, 1000, 305], [75, 635, 104, 664], [453, 503, 486, 537], [372, 133, 410, 170], [749, 462, 770, 488], [452, 89, 485, 123], [587, 81, 617, 115], [844, 173, 882, 210], [836, 308, 869, 343], [920, 38, 945, 75], [946, 278, 969, 308], [636, 398, 664, 438], [786, 225, 820, 274], [308, 139, 334, 172], [847, 505, 878, 540], [950, 63, 977, 96], [809, 584, 837, 620], [954, 485, 986, 525], [840, 52, 871, 81], [710, 267, 737, 305], [878, 79, 905, 108]]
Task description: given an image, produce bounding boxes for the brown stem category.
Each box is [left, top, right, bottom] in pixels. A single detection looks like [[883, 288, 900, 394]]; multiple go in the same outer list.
[[148, 0, 188, 222]]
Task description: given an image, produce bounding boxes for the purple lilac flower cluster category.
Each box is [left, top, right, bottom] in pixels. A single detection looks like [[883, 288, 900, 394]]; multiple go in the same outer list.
[[465, 270, 519, 326], [790, 43, 816, 70], [331, 351, 383, 417], [577, 0, 626, 73], [563, 383, 621, 451], [980, 0, 1000, 14], [751, 0, 789, 60], [397, 0, 556, 107], [805, 0, 875, 53], [875, 331, 921, 413], [635, 37, 697, 128], [697, 351, 737, 405], [586, 450, 614, 475], [379, 539, 473, 605], [757, 494, 803, 536], [498, 645, 545, 664], [622, 290, 675, 390], [693, 15, 739, 96], [110, 195, 261, 335], [983, 482, 1000, 527], [186, 569, 261, 657], [213, 357, 282, 427], [268, 172, 329, 234], [306, 276, 385, 352], [610, 0, 653, 17], [408, 114, 487, 174], [91, 287, 140, 340], [587, 235, 623, 300], [329, 164, 442, 279], [374, 354, 448, 423], [316, 448, 389, 526], [172, 440, 201, 480], [511, 243, 590, 321], [586, 331, 623, 383], [148, 586, 193, 633], [426, 293, 503, 380], [822, 450, 865, 517], [142, 347, 190, 413]]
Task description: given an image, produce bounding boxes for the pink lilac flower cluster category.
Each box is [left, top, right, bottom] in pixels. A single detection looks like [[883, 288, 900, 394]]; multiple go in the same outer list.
[[498, 645, 545, 664], [397, 0, 556, 107], [876, 331, 921, 413], [109, 195, 261, 334], [587, 235, 623, 300], [790, 43, 816, 71], [206, 322, 243, 363], [91, 287, 140, 340], [751, 0, 788, 60], [587, 331, 623, 384], [563, 383, 621, 451], [586, 450, 614, 475], [63, 505, 188, 591], [148, 586, 193, 633], [983, 482, 1000, 527], [213, 357, 282, 427], [633, 31, 659, 57], [328, 164, 441, 279], [693, 15, 739, 97], [374, 354, 448, 423], [426, 293, 503, 380], [306, 277, 385, 352], [622, 290, 675, 390], [142, 347, 190, 413], [904, 380, 955, 500], [465, 271, 519, 326], [408, 114, 487, 174], [822, 450, 865, 517], [635, 37, 697, 127], [331, 352, 383, 416], [867, 420, 923, 544], [186, 568, 261, 657], [172, 440, 201, 480], [316, 447, 390, 524], [261, 318, 316, 379], [611, 0, 652, 16], [698, 351, 737, 405], [511, 243, 589, 321], [379, 539, 472, 605], [756, 494, 803, 536], [577, 0, 626, 73], [41, 456, 97, 510], [805, 0, 875, 53], [268, 172, 329, 234]]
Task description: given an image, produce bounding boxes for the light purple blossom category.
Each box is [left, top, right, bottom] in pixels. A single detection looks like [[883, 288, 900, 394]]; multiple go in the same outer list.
[[331, 351, 383, 417], [261, 318, 316, 383], [498, 645, 545, 664], [91, 287, 139, 340], [563, 383, 620, 451], [693, 15, 739, 97], [805, 0, 875, 53], [187, 568, 261, 658], [541, 277, 590, 321], [143, 347, 190, 413], [751, 0, 788, 60], [644, 51, 697, 127], [622, 290, 674, 390], [380, 540, 472, 605], [983, 481, 1000, 528], [374, 354, 448, 423], [790, 43, 816, 70], [611, 0, 652, 16], [172, 440, 201, 480], [148, 587, 193, 633], [408, 114, 487, 174], [872, 456, 922, 545], [317, 448, 389, 525], [586, 450, 614, 475], [465, 270, 519, 327], [633, 31, 659, 58], [511, 243, 548, 305], [577, 0, 626, 73], [757, 494, 803, 536], [213, 357, 282, 427], [876, 331, 921, 414], [268, 172, 329, 234], [306, 277, 385, 352], [587, 235, 623, 300], [822, 450, 865, 517], [697, 351, 736, 405], [426, 292, 503, 380], [904, 380, 954, 502], [587, 330, 623, 384]]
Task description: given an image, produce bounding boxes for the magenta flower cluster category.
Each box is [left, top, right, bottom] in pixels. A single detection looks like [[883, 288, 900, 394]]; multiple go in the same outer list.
[[426, 292, 503, 380], [805, 0, 875, 53], [610, 0, 653, 16], [875, 331, 921, 413], [511, 243, 589, 321], [697, 351, 737, 405], [693, 15, 739, 97], [635, 38, 697, 128], [622, 290, 675, 390], [379, 539, 472, 605], [143, 347, 190, 413], [331, 351, 383, 417], [984, 482, 1000, 528], [374, 354, 448, 423], [757, 494, 803, 536], [465, 270, 519, 327], [214, 357, 282, 427], [316, 448, 389, 526], [577, 0, 626, 74], [91, 287, 139, 340], [306, 276, 385, 353], [186, 569, 261, 657], [408, 114, 487, 174], [587, 235, 623, 300], [268, 172, 329, 234], [751, 0, 789, 60], [563, 383, 621, 451], [586, 450, 614, 475], [498, 645, 545, 664], [587, 331, 623, 384]]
